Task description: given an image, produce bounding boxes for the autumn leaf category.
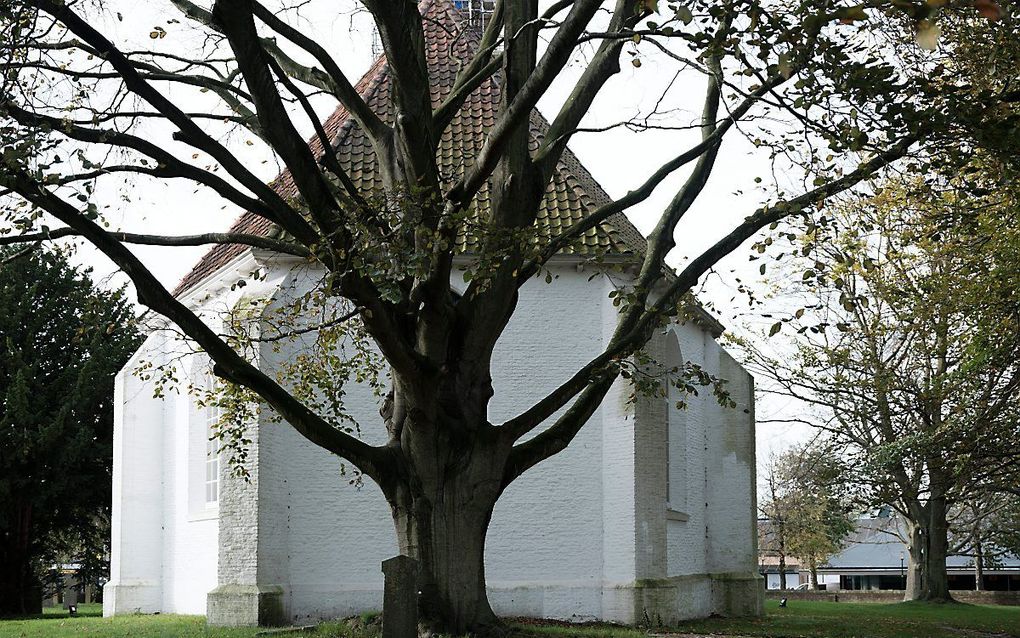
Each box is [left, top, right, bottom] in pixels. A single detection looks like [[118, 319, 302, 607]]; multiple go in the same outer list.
[[974, 0, 1003, 21]]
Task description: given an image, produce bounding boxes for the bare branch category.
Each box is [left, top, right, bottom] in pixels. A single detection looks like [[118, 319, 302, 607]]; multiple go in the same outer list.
[[0, 227, 311, 256]]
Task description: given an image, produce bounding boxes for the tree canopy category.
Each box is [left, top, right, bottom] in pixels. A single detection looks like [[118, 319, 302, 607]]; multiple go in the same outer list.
[[760, 441, 856, 590], [0, 248, 139, 616], [744, 173, 1020, 601]]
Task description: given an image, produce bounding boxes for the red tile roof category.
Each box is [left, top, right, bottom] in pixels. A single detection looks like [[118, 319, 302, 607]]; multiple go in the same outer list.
[[174, 0, 646, 296]]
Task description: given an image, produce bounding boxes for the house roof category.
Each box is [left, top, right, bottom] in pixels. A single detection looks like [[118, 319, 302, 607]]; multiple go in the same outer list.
[[820, 516, 1020, 572], [173, 0, 648, 296]]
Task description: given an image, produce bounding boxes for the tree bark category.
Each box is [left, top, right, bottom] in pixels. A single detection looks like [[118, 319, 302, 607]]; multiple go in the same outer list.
[[975, 535, 984, 591], [380, 394, 510, 635], [809, 556, 818, 590], [388, 477, 501, 634], [904, 519, 925, 602], [920, 495, 953, 602], [779, 553, 788, 591], [0, 502, 39, 617], [903, 496, 955, 603]]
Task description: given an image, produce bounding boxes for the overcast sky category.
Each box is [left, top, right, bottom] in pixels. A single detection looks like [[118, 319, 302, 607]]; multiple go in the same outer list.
[[13, 0, 815, 480]]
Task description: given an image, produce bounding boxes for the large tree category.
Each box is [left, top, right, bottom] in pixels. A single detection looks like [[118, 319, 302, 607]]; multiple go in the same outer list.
[[744, 177, 1020, 602], [0, 248, 139, 617], [0, 0, 1013, 631]]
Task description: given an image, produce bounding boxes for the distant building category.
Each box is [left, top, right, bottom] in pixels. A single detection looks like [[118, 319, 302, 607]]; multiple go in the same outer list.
[[758, 514, 1020, 592], [820, 516, 1020, 592], [758, 554, 804, 590]]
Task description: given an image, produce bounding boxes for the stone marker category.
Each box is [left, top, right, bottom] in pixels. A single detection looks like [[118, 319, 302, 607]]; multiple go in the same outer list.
[[63, 586, 79, 613], [381, 555, 418, 638]]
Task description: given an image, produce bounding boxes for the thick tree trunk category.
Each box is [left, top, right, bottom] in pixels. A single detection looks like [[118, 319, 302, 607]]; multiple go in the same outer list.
[[390, 484, 499, 634], [920, 495, 953, 602], [779, 553, 787, 590], [381, 402, 509, 637], [809, 557, 818, 590], [903, 497, 954, 603], [0, 502, 39, 617]]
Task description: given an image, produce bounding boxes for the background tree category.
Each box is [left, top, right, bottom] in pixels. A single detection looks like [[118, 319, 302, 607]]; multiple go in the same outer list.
[[760, 442, 856, 590], [776, 442, 857, 590], [759, 455, 794, 591], [948, 490, 1020, 590], [0, 248, 139, 617], [0, 0, 1012, 630], [744, 175, 1020, 602]]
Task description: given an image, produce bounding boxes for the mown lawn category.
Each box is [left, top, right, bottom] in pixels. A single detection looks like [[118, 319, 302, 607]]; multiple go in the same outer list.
[[0, 604, 365, 638], [668, 599, 1020, 638], [516, 600, 1020, 638], [2, 600, 1018, 638]]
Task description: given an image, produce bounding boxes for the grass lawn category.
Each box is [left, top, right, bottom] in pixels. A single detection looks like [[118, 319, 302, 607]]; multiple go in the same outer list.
[[0, 604, 362, 638], [668, 599, 1020, 637], [2, 600, 1018, 638], [516, 600, 1020, 638]]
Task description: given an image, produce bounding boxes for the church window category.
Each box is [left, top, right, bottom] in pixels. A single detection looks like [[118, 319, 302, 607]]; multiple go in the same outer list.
[[205, 404, 220, 504], [204, 374, 221, 505], [453, 0, 496, 29]]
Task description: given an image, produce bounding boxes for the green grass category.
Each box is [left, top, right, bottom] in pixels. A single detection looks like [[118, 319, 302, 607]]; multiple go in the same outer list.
[[2, 600, 1019, 638], [0, 606, 371, 638], [667, 599, 1020, 637]]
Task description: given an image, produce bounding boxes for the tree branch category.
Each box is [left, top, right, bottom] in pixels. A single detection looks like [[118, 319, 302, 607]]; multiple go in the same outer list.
[[0, 227, 311, 256], [1, 168, 385, 478]]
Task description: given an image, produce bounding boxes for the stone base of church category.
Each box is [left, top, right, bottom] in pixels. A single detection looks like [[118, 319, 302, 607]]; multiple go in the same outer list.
[[194, 575, 761, 627], [610, 572, 765, 625], [102, 581, 161, 617], [207, 584, 286, 627], [710, 572, 766, 617]]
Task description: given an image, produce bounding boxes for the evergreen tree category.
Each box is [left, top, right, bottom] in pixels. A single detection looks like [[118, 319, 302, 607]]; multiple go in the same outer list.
[[0, 249, 139, 616]]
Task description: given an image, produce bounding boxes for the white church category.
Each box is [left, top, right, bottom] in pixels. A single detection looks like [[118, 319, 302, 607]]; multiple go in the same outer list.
[[103, 0, 763, 627]]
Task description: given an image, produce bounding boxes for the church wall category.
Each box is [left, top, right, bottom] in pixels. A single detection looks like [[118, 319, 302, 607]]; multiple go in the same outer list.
[[666, 322, 710, 578], [704, 348, 757, 574], [624, 320, 763, 623], [161, 376, 219, 614], [245, 263, 613, 622], [111, 256, 761, 625], [484, 265, 609, 620], [104, 334, 218, 617]]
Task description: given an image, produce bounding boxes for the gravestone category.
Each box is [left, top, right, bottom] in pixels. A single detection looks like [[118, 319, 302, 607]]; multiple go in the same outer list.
[[63, 586, 79, 614], [381, 555, 418, 638]]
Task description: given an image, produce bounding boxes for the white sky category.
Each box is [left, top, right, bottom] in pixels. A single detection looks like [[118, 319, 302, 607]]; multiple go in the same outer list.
[[18, 0, 816, 481]]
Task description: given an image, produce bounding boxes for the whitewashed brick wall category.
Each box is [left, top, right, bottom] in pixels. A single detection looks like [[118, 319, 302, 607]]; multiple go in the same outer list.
[[107, 259, 761, 623]]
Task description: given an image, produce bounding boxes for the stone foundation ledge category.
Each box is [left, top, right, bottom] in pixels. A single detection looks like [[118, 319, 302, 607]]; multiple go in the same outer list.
[[623, 572, 764, 626], [207, 583, 286, 627], [102, 581, 161, 617]]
